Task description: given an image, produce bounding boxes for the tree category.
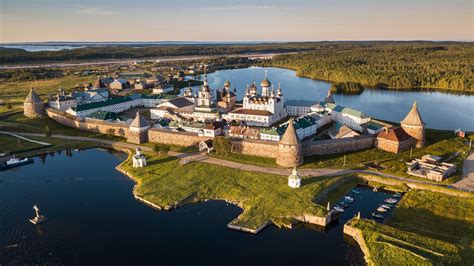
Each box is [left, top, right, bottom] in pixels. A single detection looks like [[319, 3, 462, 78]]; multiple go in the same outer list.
[[106, 128, 115, 138], [153, 143, 170, 156], [45, 126, 52, 138], [213, 136, 231, 155]]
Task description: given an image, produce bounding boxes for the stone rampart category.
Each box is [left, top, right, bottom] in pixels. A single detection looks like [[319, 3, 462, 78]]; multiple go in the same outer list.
[[46, 108, 129, 137], [148, 128, 210, 146], [230, 138, 279, 158], [303, 135, 375, 156]]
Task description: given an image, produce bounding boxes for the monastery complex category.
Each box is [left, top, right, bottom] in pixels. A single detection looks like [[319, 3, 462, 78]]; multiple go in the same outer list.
[[23, 70, 425, 168]]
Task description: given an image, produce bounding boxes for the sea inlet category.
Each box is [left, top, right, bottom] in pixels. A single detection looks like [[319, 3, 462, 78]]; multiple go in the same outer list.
[[0, 148, 398, 265]]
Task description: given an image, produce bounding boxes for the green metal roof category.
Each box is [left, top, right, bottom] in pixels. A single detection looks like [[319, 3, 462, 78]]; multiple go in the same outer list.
[[259, 128, 280, 136], [86, 110, 127, 121], [73, 97, 132, 112]]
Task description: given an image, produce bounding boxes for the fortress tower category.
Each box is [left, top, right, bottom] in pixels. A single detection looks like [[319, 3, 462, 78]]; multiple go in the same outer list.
[[24, 88, 44, 118], [401, 101, 425, 147], [127, 112, 149, 144], [276, 118, 303, 167]]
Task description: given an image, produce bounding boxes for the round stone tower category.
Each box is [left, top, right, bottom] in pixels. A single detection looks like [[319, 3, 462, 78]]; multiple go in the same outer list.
[[24, 88, 44, 118], [401, 101, 425, 147], [276, 118, 303, 167]]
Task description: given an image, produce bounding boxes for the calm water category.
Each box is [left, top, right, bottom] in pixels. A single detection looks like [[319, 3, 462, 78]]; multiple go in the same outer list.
[[190, 67, 474, 131], [1, 45, 85, 52], [0, 149, 395, 265]]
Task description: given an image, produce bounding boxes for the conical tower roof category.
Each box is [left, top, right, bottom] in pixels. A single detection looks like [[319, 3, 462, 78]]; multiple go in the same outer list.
[[130, 112, 149, 128], [401, 101, 424, 126], [93, 78, 106, 89], [324, 90, 335, 104], [280, 119, 299, 146], [25, 88, 42, 103]]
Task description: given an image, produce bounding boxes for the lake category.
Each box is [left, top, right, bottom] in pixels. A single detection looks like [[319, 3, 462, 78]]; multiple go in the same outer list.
[[0, 149, 396, 265], [189, 67, 474, 131]]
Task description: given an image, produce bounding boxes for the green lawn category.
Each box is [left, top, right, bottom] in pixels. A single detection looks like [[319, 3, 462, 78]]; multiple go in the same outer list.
[[0, 134, 47, 154], [0, 75, 96, 115], [0, 113, 109, 137], [303, 129, 471, 184], [386, 190, 474, 263], [208, 152, 279, 167], [119, 153, 359, 230], [348, 218, 462, 265]]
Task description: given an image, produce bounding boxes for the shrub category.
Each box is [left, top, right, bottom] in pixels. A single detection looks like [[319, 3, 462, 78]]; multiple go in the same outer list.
[[45, 126, 52, 138], [213, 136, 231, 155], [153, 143, 170, 156]]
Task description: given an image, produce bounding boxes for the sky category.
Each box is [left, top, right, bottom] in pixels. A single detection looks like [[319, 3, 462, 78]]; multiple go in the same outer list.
[[0, 0, 472, 42]]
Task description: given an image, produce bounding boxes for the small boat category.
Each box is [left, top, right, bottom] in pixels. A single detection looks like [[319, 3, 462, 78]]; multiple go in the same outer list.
[[377, 207, 388, 212], [373, 187, 378, 192], [372, 213, 383, 219], [381, 204, 392, 210], [0, 155, 33, 171], [393, 193, 402, 198], [29, 205, 48, 225], [339, 202, 349, 208], [344, 196, 354, 202], [384, 198, 398, 204], [351, 189, 361, 194], [333, 206, 345, 213]]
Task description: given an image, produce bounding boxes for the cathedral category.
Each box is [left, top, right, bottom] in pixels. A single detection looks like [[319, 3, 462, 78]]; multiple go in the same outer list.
[[153, 71, 286, 127], [223, 71, 286, 127]]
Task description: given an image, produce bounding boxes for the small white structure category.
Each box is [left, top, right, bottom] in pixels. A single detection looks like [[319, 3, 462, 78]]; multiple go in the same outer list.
[[132, 148, 147, 168], [199, 140, 214, 153], [288, 167, 302, 188], [30, 205, 48, 224]]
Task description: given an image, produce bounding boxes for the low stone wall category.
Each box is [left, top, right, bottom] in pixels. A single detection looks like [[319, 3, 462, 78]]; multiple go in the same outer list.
[[148, 128, 210, 146], [231, 138, 279, 158], [46, 108, 129, 137], [343, 222, 372, 264], [303, 135, 375, 156]]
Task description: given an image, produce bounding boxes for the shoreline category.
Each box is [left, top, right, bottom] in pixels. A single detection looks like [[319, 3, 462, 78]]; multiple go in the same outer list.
[[263, 65, 474, 95]]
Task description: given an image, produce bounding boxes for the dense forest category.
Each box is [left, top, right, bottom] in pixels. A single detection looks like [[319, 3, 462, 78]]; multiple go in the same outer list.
[[267, 43, 473, 92], [330, 82, 364, 94], [0, 43, 320, 64]]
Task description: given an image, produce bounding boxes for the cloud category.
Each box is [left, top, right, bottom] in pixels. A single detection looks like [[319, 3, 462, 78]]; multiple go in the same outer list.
[[76, 7, 120, 16]]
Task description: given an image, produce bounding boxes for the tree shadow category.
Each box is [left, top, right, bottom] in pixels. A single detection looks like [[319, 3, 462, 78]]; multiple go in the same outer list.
[[147, 156, 177, 166]]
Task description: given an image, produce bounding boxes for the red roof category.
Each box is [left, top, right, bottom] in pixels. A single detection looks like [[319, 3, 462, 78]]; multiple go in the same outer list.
[[377, 127, 413, 142]]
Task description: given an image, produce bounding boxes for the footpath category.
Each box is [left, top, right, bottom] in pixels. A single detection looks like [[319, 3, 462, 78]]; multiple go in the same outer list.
[[2, 131, 473, 190]]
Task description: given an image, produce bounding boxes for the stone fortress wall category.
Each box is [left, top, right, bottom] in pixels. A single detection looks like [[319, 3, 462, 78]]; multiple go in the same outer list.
[[46, 108, 376, 160], [303, 135, 375, 156], [46, 108, 130, 137], [230, 138, 279, 158]]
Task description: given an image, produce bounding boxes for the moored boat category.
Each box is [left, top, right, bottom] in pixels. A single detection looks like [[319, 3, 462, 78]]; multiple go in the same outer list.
[[339, 202, 349, 208], [333, 206, 345, 213], [372, 213, 383, 219], [0, 155, 33, 171], [351, 189, 360, 194], [377, 207, 387, 212], [381, 204, 392, 210], [384, 198, 398, 204], [344, 196, 354, 202]]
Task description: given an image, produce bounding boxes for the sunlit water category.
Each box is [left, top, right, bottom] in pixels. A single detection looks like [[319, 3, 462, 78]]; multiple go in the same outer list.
[[0, 149, 397, 265], [187, 67, 473, 131]]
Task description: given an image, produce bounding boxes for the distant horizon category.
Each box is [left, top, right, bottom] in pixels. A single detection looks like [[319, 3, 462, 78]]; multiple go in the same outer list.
[[1, 0, 472, 43], [1, 39, 473, 45]]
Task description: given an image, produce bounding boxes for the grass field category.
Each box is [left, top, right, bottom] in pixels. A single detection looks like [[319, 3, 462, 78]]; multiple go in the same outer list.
[[0, 134, 47, 154], [0, 75, 96, 114], [348, 218, 462, 265], [208, 152, 279, 167], [303, 129, 471, 183], [119, 153, 360, 230], [387, 189, 474, 263]]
